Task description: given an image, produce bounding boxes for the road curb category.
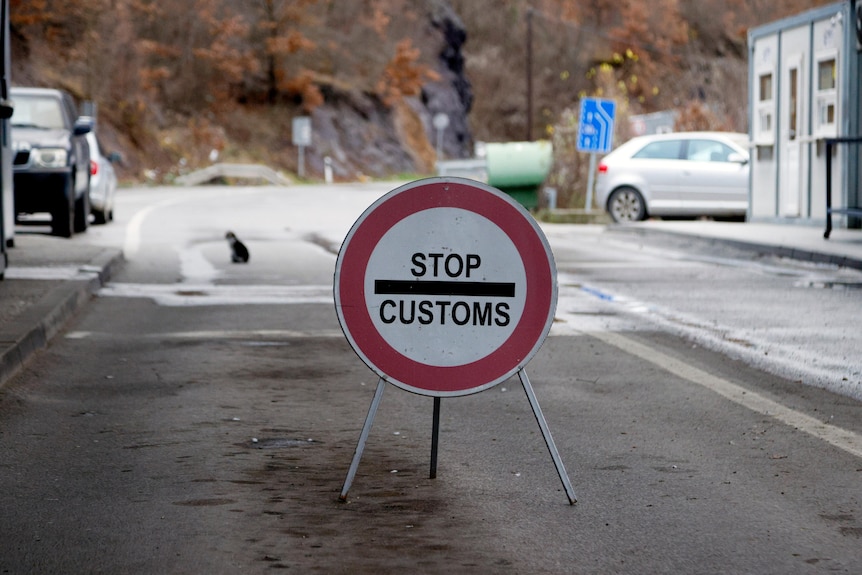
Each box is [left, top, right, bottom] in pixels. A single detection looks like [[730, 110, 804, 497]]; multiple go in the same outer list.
[[0, 248, 124, 389], [606, 226, 862, 271]]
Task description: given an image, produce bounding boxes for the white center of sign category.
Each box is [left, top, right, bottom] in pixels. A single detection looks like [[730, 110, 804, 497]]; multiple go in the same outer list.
[[365, 207, 527, 367]]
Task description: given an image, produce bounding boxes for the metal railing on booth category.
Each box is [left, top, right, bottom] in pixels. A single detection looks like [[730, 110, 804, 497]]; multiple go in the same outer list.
[[824, 137, 862, 239]]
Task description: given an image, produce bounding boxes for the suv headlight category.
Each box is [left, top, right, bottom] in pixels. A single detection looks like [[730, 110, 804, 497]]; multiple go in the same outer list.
[[31, 148, 68, 168]]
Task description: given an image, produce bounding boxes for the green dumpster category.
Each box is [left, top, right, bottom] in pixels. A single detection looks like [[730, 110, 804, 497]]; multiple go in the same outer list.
[[485, 141, 552, 209]]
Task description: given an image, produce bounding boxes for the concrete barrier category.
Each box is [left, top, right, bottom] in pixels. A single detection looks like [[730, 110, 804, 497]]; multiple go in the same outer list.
[[435, 158, 488, 182], [175, 163, 292, 186], [436, 142, 552, 209]]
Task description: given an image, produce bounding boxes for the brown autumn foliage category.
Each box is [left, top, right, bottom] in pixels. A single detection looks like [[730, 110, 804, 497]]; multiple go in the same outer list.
[[376, 39, 442, 106], [8, 0, 445, 180], [7, 0, 840, 187], [451, 0, 837, 208]]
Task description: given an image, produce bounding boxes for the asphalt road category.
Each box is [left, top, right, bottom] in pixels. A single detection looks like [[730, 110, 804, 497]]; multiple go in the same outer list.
[[0, 183, 860, 574], [549, 224, 862, 399]]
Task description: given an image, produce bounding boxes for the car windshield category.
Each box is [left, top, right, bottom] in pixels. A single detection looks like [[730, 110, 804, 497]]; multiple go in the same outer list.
[[10, 95, 65, 130]]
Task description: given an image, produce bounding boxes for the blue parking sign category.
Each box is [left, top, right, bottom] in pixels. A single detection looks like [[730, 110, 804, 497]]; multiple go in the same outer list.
[[577, 98, 616, 153]]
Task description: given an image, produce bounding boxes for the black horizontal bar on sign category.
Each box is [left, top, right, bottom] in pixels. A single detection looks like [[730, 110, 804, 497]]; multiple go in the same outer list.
[[374, 279, 516, 298]]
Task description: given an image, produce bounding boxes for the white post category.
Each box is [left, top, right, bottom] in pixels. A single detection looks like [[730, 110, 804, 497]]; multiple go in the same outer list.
[[324, 156, 333, 184], [585, 152, 597, 212], [298, 146, 305, 179]]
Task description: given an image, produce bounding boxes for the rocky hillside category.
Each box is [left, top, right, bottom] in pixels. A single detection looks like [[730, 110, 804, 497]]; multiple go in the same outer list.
[[304, 1, 473, 180], [10, 0, 473, 182], [9, 0, 837, 201]]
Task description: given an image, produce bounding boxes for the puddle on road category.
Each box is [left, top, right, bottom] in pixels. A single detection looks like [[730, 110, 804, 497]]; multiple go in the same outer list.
[[175, 290, 207, 296], [173, 498, 237, 507], [240, 438, 318, 449]]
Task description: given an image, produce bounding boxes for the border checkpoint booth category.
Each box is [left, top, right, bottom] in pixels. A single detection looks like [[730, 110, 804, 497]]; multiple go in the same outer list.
[[748, 0, 862, 237]]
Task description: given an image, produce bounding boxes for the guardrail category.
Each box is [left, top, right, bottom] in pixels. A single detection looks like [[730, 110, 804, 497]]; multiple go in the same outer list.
[[435, 158, 488, 182], [824, 137, 862, 239], [175, 163, 292, 186]]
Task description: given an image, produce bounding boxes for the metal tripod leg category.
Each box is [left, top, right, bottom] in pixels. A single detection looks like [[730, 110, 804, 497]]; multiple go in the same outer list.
[[518, 369, 577, 504], [339, 378, 386, 501], [430, 397, 441, 478]]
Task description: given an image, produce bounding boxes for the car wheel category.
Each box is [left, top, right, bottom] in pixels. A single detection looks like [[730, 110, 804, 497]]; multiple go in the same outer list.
[[608, 187, 647, 222], [92, 209, 107, 225], [74, 186, 90, 233], [51, 179, 75, 238]]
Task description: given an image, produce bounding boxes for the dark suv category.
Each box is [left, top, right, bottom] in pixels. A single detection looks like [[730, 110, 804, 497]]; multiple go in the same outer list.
[[10, 87, 92, 237]]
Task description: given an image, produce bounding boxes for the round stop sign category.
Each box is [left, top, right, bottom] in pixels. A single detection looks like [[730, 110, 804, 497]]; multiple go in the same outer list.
[[334, 178, 557, 397]]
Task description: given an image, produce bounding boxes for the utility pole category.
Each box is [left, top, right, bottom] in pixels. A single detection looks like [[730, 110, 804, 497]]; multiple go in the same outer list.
[[526, 7, 533, 142]]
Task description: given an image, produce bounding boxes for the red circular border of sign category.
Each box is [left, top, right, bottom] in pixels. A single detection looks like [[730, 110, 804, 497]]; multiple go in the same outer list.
[[335, 178, 556, 396]]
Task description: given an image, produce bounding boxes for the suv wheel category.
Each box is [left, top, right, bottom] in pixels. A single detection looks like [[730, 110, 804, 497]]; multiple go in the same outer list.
[[92, 208, 107, 225], [51, 177, 75, 238], [608, 187, 647, 222], [74, 181, 90, 233]]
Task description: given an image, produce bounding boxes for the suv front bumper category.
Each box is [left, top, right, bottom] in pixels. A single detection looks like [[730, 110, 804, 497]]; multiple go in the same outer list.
[[13, 169, 73, 214]]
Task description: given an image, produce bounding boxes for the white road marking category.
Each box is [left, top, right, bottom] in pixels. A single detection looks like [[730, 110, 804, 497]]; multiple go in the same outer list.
[[589, 330, 862, 461], [65, 329, 343, 340], [124, 197, 187, 258], [123, 188, 269, 259], [65, 331, 92, 339], [98, 283, 333, 306], [154, 329, 343, 339], [555, 275, 862, 401], [178, 244, 221, 283], [5, 266, 102, 280]]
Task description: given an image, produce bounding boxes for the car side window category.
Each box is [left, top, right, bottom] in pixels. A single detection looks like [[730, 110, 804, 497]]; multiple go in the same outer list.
[[632, 140, 682, 160], [686, 140, 736, 162], [62, 95, 77, 126]]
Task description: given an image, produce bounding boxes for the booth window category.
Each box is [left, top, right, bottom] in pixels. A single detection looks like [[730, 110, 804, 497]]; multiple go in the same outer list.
[[815, 57, 837, 136], [788, 68, 798, 140], [756, 72, 774, 142]]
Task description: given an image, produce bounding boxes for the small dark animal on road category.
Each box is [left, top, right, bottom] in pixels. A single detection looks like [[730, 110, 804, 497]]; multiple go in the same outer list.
[[225, 231, 250, 263]]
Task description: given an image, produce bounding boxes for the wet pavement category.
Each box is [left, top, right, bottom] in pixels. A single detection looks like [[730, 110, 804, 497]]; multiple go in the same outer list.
[[0, 232, 122, 385], [603, 220, 862, 270], [1, 217, 861, 574], [0, 220, 860, 390]]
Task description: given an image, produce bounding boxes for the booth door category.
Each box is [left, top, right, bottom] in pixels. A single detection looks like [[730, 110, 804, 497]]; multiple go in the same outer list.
[[780, 54, 804, 217]]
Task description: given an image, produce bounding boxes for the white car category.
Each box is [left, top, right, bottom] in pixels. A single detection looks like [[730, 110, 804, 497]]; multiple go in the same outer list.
[[595, 132, 750, 222], [86, 131, 118, 224]]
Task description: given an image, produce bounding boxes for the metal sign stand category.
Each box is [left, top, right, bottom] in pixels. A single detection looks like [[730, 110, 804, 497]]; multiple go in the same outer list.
[[430, 396, 441, 479], [585, 153, 598, 213], [518, 369, 577, 504], [577, 98, 616, 212], [335, 178, 574, 505], [340, 378, 386, 502], [339, 369, 577, 505]]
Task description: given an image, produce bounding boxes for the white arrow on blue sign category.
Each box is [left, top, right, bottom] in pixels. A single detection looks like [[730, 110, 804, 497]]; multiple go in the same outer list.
[[577, 98, 616, 154]]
